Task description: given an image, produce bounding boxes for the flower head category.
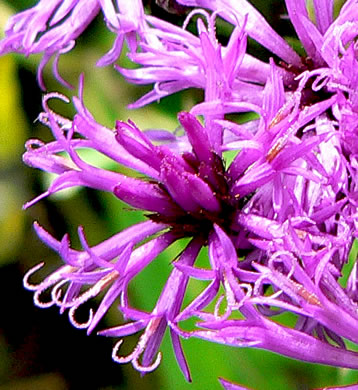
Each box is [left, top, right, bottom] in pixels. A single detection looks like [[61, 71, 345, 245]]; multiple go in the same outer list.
[[5, 0, 358, 385], [23, 76, 249, 377], [117, 8, 273, 116], [23, 57, 358, 379], [0, 0, 147, 88]]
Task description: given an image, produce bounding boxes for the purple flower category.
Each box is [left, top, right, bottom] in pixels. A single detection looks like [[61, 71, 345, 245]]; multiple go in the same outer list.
[[23, 62, 358, 379], [8, 0, 358, 384], [23, 76, 244, 378], [172, 0, 358, 110], [0, 0, 147, 88], [125, 0, 358, 152], [155, 0, 358, 376], [117, 10, 269, 109]]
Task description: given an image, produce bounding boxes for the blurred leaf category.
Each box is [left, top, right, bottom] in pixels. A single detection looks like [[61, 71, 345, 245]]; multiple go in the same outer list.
[[0, 181, 25, 264], [0, 4, 12, 38], [0, 373, 68, 390], [0, 54, 27, 264], [0, 56, 27, 167]]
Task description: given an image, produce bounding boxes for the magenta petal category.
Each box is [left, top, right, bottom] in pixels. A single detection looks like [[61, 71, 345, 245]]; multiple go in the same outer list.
[[178, 112, 212, 163], [98, 319, 148, 338], [170, 329, 192, 382], [219, 378, 253, 390], [114, 178, 179, 216], [184, 172, 221, 213]]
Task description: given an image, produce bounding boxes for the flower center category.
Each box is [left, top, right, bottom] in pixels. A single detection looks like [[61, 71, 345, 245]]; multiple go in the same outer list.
[[148, 151, 241, 242], [281, 57, 334, 108]]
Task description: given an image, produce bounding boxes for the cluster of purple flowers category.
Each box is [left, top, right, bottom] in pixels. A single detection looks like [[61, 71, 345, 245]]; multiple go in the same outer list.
[[2, 0, 358, 388]]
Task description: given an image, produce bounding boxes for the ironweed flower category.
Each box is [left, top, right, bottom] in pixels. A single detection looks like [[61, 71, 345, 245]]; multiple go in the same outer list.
[[2, 0, 358, 387], [23, 76, 247, 378], [165, 0, 358, 380], [117, 9, 269, 110], [0, 0, 147, 88], [23, 62, 358, 379]]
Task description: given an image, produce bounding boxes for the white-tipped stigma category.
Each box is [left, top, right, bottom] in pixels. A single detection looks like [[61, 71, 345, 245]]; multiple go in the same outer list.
[[33, 287, 56, 308], [183, 9, 211, 31], [112, 339, 141, 364], [132, 351, 162, 373], [111, 317, 163, 373], [214, 294, 225, 318], [23, 262, 45, 290], [213, 294, 234, 321], [24, 264, 78, 309], [69, 305, 94, 329], [236, 283, 253, 309], [51, 279, 70, 306], [42, 93, 71, 127]]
